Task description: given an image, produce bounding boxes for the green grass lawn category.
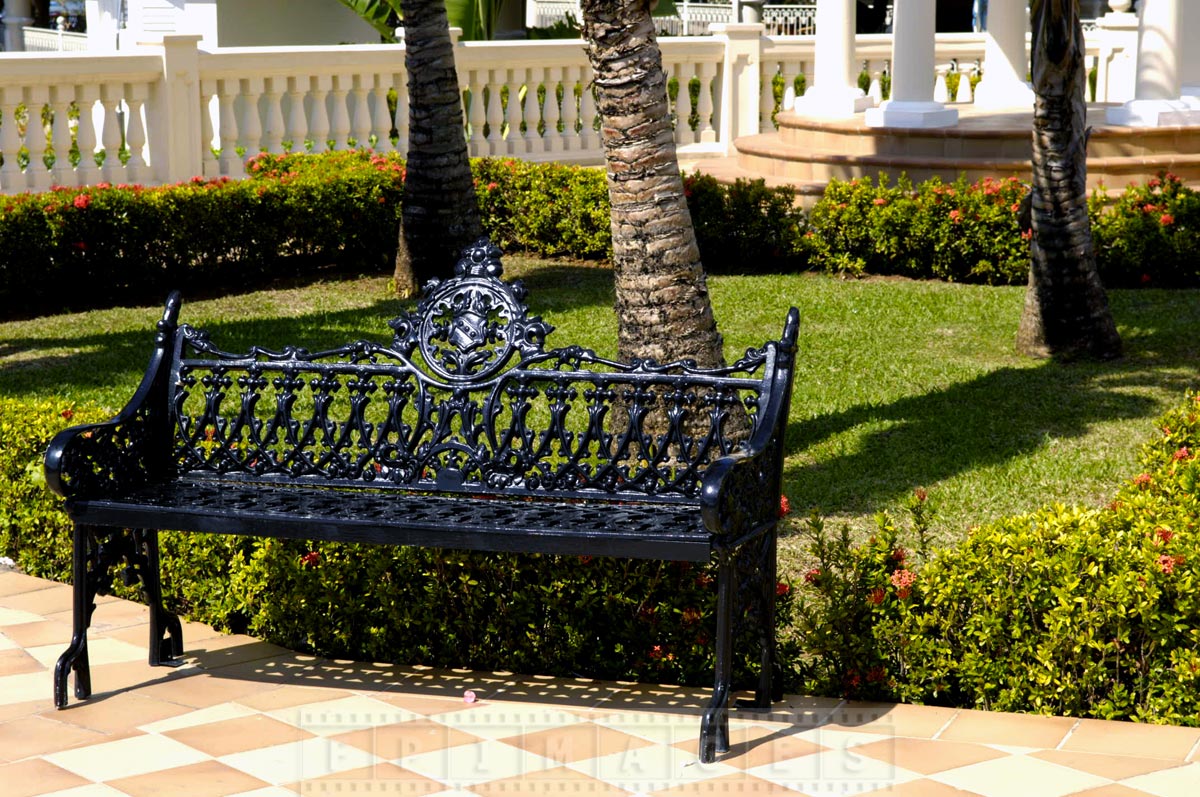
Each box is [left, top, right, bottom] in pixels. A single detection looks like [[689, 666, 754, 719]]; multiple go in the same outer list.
[[3, 258, 1197, 578]]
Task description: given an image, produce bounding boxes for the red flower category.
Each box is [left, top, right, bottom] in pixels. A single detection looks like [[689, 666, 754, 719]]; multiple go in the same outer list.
[[649, 644, 664, 660], [949, 209, 962, 223], [1141, 273, 1152, 285], [682, 607, 702, 625], [1156, 528, 1175, 545], [913, 487, 927, 503], [1158, 554, 1176, 574], [1174, 447, 1192, 461], [1160, 213, 1175, 226], [73, 193, 91, 210], [300, 551, 320, 568], [1132, 472, 1153, 489], [890, 569, 916, 599], [779, 495, 792, 517], [868, 587, 885, 605], [775, 581, 791, 597], [803, 567, 821, 585], [873, 197, 888, 206], [60, 408, 74, 420], [892, 547, 908, 563]]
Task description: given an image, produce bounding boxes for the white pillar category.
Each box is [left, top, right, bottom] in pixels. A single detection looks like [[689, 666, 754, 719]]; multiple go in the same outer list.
[[1181, 0, 1200, 98], [973, 0, 1036, 108], [1106, 0, 1200, 126], [865, 0, 958, 127], [792, 0, 872, 118], [2, 0, 33, 52]]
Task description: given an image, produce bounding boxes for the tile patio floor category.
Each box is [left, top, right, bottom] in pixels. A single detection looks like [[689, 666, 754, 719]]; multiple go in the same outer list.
[[2, 569, 1199, 797]]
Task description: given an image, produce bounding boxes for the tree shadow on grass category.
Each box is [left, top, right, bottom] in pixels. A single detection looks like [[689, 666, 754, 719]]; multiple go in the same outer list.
[[782, 293, 1200, 521]]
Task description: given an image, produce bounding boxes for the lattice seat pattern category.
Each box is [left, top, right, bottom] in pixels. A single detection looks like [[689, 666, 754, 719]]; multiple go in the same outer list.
[[44, 239, 799, 765]]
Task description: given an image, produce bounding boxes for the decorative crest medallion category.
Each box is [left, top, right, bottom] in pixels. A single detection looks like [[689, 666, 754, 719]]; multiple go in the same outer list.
[[388, 238, 554, 381]]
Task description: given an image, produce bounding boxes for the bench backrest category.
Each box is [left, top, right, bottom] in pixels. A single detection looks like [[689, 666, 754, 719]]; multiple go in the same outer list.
[[167, 241, 797, 505]]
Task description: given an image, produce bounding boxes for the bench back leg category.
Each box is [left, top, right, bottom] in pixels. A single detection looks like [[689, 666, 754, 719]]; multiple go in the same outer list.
[[134, 529, 185, 667], [736, 528, 780, 710], [699, 551, 735, 763]]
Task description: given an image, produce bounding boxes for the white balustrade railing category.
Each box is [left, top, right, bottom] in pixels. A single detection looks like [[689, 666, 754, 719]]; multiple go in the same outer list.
[[0, 24, 1139, 194], [21, 27, 89, 52]]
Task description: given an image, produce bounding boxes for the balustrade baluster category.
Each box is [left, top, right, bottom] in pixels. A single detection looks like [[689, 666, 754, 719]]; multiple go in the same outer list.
[[99, 84, 125, 183], [673, 63, 695, 145], [391, 72, 409, 152], [123, 84, 149, 183], [485, 69, 504, 155], [543, 66, 562, 154], [285, 76, 308, 153], [372, 73, 396, 151], [521, 68, 539, 150], [761, 62, 779, 132], [504, 69, 524, 155], [560, 64, 581, 152], [216, 79, 241, 176], [262, 77, 286, 154], [697, 61, 717, 144], [309, 75, 333, 151], [467, 69, 487, 156], [0, 87, 25, 191], [200, 81, 219, 177], [579, 67, 598, 153], [350, 75, 372, 149], [329, 74, 352, 150], [47, 87, 73, 186], [24, 86, 50, 191], [74, 85, 102, 184], [239, 77, 265, 157]]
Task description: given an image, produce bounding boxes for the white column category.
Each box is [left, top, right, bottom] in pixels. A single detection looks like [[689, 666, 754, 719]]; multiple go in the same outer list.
[[791, 0, 872, 118], [865, 0, 958, 127], [1107, 0, 1200, 126], [1181, 0, 1200, 98], [2, 0, 33, 52], [973, 0, 1036, 108]]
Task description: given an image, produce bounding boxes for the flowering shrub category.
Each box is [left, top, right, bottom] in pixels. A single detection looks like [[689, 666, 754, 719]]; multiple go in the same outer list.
[[789, 392, 1200, 725], [1089, 172, 1200, 288], [805, 174, 1030, 284]]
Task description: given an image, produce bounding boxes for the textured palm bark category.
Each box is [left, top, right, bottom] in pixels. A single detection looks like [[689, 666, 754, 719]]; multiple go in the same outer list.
[[580, 0, 726, 370], [393, 0, 483, 294], [1016, 0, 1121, 360]]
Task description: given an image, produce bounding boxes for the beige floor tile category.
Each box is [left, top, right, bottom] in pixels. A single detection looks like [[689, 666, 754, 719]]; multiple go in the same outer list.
[[0, 758, 90, 797], [503, 720, 657, 764], [218, 736, 382, 785], [858, 778, 985, 796], [135, 670, 279, 708], [0, 715, 110, 759], [45, 732, 211, 781], [929, 754, 1109, 797], [0, 630, 16, 651], [2, 583, 78, 615], [733, 695, 845, 730], [234, 684, 350, 712], [78, 659, 200, 701], [820, 702, 960, 740], [937, 709, 1076, 749], [227, 788, 302, 797], [107, 760, 271, 797], [291, 762, 445, 795], [374, 691, 500, 717], [36, 784, 129, 797], [0, 607, 47, 626], [189, 641, 296, 671], [42, 603, 147, 635], [53, 692, 195, 734], [466, 765, 632, 797], [1121, 762, 1200, 797], [268, 694, 419, 736], [648, 772, 815, 796], [0, 647, 46, 676], [2, 619, 75, 648], [570, 743, 739, 792], [26, 638, 146, 669], [1061, 719, 1200, 762], [707, 727, 827, 771], [400, 738, 557, 788], [854, 737, 1007, 775], [138, 702, 259, 733], [589, 710, 704, 747], [165, 713, 317, 757], [331, 719, 482, 760], [0, 571, 61, 598], [1032, 749, 1186, 781], [429, 704, 587, 742], [745, 747, 921, 794]]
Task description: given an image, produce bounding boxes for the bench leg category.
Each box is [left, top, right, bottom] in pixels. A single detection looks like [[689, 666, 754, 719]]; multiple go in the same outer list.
[[736, 528, 780, 711], [134, 529, 184, 667], [699, 552, 734, 764], [55, 524, 99, 708]]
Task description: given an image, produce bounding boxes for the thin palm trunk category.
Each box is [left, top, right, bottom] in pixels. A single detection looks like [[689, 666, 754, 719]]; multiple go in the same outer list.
[[580, 0, 726, 369], [393, 0, 483, 294], [1016, 0, 1120, 360]]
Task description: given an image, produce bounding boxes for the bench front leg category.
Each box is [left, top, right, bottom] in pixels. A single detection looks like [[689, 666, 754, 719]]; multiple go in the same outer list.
[[699, 551, 734, 763], [55, 523, 101, 707]]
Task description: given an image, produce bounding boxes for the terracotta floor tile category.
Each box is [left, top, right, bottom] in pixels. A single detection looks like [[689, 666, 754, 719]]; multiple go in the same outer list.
[[709, 727, 827, 771], [165, 713, 317, 757], [503, 720, 657, 764], [189, 640, 296, 671], [331, 719, 482, 760], [135, 670, 278, 708], [0, 758, 90, 797], [0, 715, 110, 759], [399, 738, 558, 788], [745, 746, 922, 792], [854, 737, 1007, 775], [234, 684, 351, 712], [107, 760, 270, 797], [0, 698, 47, 723], [54, 692, 195, 734], [0, 647, 46, 676], [648, 772, 814, 796], [820, 702, 960, 740], [1, 619, 74, 648], [0, 571, 60, 598], [138, 702, 259, 733], [290, 762, 444, 795], [3, 583, 81, 615], [431, 704, 587, 741], [374, 692, 487, 716], [1032, 749, 1185, 780], [268, 694, 418, 736], [858, 778, 985, 796], [466, 765, 632, 797], [1061, 719, 1200, 761], [79, 659, 200, 700], [937, 709, 1076, 749], [1068, 787, 1161, 797]]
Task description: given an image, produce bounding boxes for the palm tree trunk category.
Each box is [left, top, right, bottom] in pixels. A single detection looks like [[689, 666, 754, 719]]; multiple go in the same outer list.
[[580, 0, 726, 369], [1016, 0, 1120, 360], [393, 0, 483, 293]]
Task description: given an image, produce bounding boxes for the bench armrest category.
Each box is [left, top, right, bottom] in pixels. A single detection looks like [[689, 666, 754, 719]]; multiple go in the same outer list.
[[700, 443, 782, 542], [44, 292, 182, 501]]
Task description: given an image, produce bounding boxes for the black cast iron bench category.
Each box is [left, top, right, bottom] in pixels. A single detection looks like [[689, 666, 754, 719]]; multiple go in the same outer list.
[[44, 239, 798, 763]]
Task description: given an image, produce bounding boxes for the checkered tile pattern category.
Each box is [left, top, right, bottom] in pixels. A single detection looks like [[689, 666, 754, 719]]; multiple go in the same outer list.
[[2, 570, 1199, 796]]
